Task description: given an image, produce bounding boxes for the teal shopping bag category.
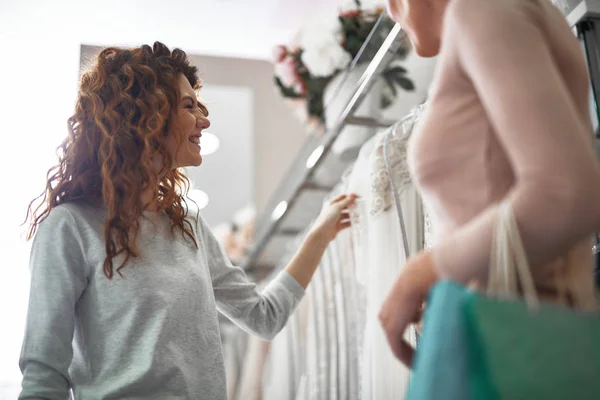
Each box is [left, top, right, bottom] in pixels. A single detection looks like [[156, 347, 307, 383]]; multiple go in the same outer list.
[[408, 280, 473, 400], [408, 202, 600, 399], [409, 280, 600, 400], [465, 292, 600, 400]]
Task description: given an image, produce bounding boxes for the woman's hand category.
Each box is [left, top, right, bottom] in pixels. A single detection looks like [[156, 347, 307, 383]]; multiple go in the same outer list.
[[309, 193, 358, 243], [379, 251, 439, 367], [285, 193, 358, 289]]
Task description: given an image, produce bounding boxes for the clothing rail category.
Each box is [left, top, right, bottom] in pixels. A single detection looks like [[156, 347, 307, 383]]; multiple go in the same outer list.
[[243, 22, 406, 272]]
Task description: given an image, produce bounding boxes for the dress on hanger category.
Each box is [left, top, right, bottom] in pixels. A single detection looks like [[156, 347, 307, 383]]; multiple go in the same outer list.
[[347, 119, 424, 400], [235, 336, 270, 400], [257, 107, 431, 400]]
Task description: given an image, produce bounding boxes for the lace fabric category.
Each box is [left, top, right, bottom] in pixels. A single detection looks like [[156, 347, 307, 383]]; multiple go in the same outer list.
[[348, 130, 428, 399], [369, 104, 426, 218], [368, 103, 436, 251], [423, 203, 435, 250]]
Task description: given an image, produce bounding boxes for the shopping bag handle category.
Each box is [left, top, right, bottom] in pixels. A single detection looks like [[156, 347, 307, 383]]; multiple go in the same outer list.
[[487, 201, 540, 310]]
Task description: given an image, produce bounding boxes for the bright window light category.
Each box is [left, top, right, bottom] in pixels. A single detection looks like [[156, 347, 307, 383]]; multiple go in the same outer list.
[[200, 132, 220, 156], [306, 145, 324, 169], [271, 201, 288, 221], [187, 189, 210, 210]]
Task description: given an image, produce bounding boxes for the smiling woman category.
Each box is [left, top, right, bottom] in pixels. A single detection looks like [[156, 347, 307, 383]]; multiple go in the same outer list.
[[18, 41, 357, 399], [26, 42, 205, 279]]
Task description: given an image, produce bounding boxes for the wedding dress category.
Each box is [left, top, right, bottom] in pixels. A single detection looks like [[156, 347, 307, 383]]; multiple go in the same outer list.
[[235, 336, 270, 400], [347, 104, 428, 400], [222, 326, 247, 400], [257, 105, 430, 400]]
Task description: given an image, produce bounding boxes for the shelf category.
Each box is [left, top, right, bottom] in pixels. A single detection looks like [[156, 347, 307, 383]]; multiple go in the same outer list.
[[243, 16, 407, 273]]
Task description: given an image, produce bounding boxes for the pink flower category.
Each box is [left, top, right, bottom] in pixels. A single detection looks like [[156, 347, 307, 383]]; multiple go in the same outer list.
[[272, 45, 287, 63], [339, 9, 361, 18], [274, 55, 300, 88]]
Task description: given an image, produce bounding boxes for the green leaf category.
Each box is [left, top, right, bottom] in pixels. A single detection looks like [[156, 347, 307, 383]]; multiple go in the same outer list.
[[393, 76, 415, 91], [307, 94, 324, 121], [386, 65, 408, 75], [383, 74, 397, 97], [274, 77, 303, 99], [380, 93, 392, 109], [345, 36, 364, 58]]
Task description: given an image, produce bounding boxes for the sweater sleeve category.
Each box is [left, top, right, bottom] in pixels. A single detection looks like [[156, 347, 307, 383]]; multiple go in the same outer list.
[[19, 207, 89, 400], [430, 0, 600, 283], [197, 216, 304, 340]]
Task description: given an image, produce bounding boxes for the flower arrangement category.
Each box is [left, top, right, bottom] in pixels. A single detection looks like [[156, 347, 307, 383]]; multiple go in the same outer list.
[[273, 0, 414, 135]]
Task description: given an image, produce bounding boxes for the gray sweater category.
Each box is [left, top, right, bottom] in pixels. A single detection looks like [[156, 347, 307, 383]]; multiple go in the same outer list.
[[19, 203, 305, 399]]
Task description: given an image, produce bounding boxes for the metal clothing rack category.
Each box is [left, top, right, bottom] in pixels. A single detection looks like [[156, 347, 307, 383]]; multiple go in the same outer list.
[[243, 17, 408, 273]]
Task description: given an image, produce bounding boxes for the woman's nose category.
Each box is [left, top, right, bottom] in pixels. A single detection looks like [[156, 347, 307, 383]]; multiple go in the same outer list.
[[197, 115, 210, 130]]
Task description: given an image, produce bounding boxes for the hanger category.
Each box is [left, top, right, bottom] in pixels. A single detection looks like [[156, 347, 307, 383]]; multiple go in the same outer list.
[[382, 103, 427, 259], [383, 129, 411, 259]]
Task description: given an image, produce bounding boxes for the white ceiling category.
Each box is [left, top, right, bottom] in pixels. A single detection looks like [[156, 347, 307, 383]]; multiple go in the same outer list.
[[0, 0, 342, 60]]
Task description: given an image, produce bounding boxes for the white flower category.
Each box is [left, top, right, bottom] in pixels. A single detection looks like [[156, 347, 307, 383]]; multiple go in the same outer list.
[[339, 0, 360, 13], [301, 36, 352, 77], [358, 0, 386, 10], [299, 21, 351, 77]]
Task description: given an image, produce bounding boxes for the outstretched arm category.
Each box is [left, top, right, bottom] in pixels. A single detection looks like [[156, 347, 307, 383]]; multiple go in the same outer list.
[[203, 194, 356, 340]]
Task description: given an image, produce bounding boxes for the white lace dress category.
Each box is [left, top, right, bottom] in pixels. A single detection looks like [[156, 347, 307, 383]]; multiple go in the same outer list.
[[348, 104, 430, 400], [259, 105, 432, 400]]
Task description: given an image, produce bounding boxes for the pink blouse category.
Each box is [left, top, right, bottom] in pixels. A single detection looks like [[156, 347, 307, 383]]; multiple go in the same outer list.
[[409, 0, 600, 308]]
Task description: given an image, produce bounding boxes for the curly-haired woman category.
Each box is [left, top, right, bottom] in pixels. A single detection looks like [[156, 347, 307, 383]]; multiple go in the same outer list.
[[19, 41, 357, 399]]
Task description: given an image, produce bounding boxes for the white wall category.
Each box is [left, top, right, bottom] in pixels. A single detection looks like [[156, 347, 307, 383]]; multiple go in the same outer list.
[[188, 84, 255, 226], [0, 33, 81, 389]]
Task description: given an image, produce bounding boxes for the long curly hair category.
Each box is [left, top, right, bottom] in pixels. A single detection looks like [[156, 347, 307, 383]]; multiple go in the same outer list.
[[25, 41, 204, 279]]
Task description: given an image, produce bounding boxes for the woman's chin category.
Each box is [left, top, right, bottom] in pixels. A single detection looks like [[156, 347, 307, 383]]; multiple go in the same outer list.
[[190, 155, 203, 167], [177, 155, 203, 169], [413, 38, 441, 58]]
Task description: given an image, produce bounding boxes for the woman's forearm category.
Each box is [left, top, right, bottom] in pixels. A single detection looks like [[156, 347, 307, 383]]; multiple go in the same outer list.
[[284, 230, 330, 289]]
